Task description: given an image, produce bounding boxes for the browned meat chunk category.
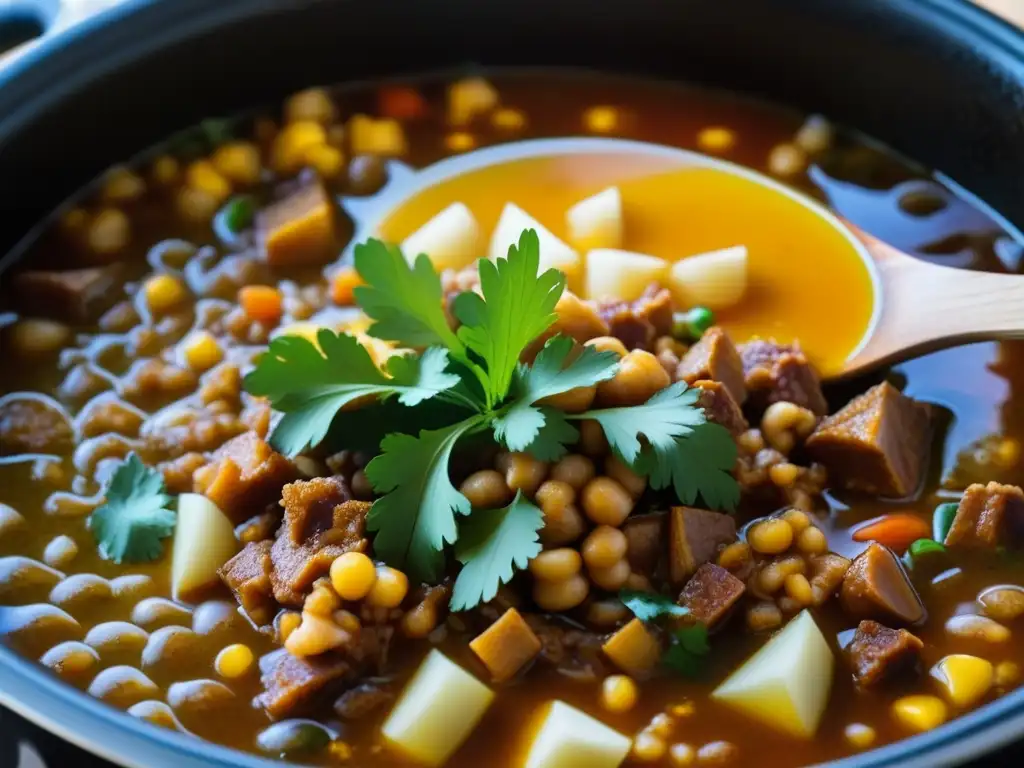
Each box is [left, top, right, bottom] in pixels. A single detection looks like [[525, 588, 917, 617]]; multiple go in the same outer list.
[[623, 512, 666, 577], [808, 552, 852, 606], [806, 382, 931, 498], [269, 477, 370, 605], [597, 285, 674, 351], [12, 265, 121, 323], [676, 327, 746, 405], [840, 543, 925, 625], [193, 431, 298, 523], [256, 648, 351, 719], [678, 563, 745, 627], [944, 481, 1024, 549], [693, 379, 748, 436], [334, 682, 394, 720], [847, 620, 923, 688], [739, 338, 827, 416], [0, 394, 74, 456], [256, 180, 337, 267], [669, 507, 737, 585], [158, 452, 208, 494], [219, 541, 276, 625]]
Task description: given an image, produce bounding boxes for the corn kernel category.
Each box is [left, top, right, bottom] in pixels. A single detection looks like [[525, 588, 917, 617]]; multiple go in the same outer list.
[[151, 155, 180, 186], [584, 106, 619, 134], [796, 525, 828, 555], [330, 552, 378, 601], [212, 141, 262, 185], [101, 166, 146, 203], [492, 108, 526, 130], [214, 644, 254, 679], [448, 77, 499, 126], [365, 566, 408, 609], [747, 518, 794, 555], [631, 731, 667, 762], [697, 126, 736, 153], [181, 330, 223, 372], [277, 611, 301, 642], [781, 508, 811, 533], [891, 695, 948, 733], [784, 573, 814, 606], [143, 274, 188, 315], [844, 723, 876, 750], [186, 160, 232, 204], [305, 143, 345, 179], [349, 114, 407, 157], [445, 132, 476, 153], [930, 654, 994, 708], [271, 120, 328, 174], [600, 674, 638, 713], [285, 87, 337, 125]]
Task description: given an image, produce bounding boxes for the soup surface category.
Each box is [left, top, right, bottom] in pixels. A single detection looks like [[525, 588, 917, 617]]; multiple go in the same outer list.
[[1, 72, 1024, 768]]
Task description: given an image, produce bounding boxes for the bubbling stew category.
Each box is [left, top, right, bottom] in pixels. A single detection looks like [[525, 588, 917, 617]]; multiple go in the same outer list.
[[2, 72, 1024, 768]]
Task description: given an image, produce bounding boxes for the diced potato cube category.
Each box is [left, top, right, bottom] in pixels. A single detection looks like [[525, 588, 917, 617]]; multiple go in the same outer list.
[[712, 610, 834, 738], [523, 700, 631, 768], [566, 187, 623, 252], [171, 494, 239, 602], [401, 202, 482, 272], [382, 649, 495, 767], [585, 248, 669, 302], [930, 654, 994, 708], [489, 203, 582, 288], [469, 607, 541, 683], [448, 77, 499, 126], [602, 618, 661, 676], [668, 245, 748, 310], [349, 114, 408, 157]]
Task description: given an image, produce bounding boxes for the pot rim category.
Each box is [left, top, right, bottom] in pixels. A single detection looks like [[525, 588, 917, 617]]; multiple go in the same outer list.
[[1, 1, 1023, 766]]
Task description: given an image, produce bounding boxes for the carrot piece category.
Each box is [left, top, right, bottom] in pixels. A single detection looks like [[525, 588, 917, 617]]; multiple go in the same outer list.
[[469, 607, 542, 683], [851, 513, 931, 553], [378, 86, 427, 120], [330, 267, 363, 306], [602, 618, 661, 676], [238, 285, 283, 324]]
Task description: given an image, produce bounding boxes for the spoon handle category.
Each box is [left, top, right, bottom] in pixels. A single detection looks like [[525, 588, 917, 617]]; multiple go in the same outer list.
[[843, 232, 1024, 376]]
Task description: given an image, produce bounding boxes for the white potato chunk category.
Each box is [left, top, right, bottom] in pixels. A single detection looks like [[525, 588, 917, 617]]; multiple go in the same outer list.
[[523, 700, 631, 768], [584, 248, 669, 302], [489, 203, 581, 286], [171, 494, 238, 602], [566, 186, 623, 251], [668, 245, 748, 310], [712, 609, 834, 738], [401, 202, 482, 272], [382, 649, 495, 767]]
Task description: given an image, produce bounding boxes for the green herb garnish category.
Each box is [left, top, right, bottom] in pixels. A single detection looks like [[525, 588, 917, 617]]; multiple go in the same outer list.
[[244, 228, 741, 609], [932, 501, 958, 543], [620, 589, 691, 622], [620, 589, 710, 677], [902, 537, 947, 569], [89, 453, 176, 564], [220, 195, 256, 234]]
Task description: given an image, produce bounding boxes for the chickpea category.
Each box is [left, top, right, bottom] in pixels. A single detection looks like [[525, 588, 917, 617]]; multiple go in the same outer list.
[[625, 572, 653, 591], [586, 599, 631, 628], [582, 526, 628, 570], [784, 574, 814, 606], [504, 452, 548, 497], [10, 319, 72, 356], [533, 573, 589, 611], [102, 167, 145, 204], [769, 462, 800, 488], [589, 558, 631, 591], [747, 518, 794, 555], [550, 454, 596, 491], [669, 743, 697, 767], [796, 525, 828, 555], [584, 336, 628, 357], [211, 142, 262, 186], [844, 723, 876, 750], [632, 731, 667, 762], [767, 143, 807, 177], [761, 402, 817, 454], [781, 508, 811, 533], [538, 385, 597, 414], [596, 350, 670, 407], [758, 555, 806, 594], [330, 552, 377, 601], [536, 480, 575, 515], [717, 542, 751, 572], [304, 583, 341, 615], [285, 87, 337, 125], [601, 674, 638, 712], [529, 548, 582, 581], [540, 503, 586, 547], [401, 603, 438, 638], [579, 420, 609, 457], [605, 455, 647, 498], [460, 469, 512, 509], [88, 208, 130, 255], [365, 566, 408, 609], [978, 585, 1024, 622], [746, 601, 783, 632], [581, 477, 634, 526], [737, 429, 765, 455]]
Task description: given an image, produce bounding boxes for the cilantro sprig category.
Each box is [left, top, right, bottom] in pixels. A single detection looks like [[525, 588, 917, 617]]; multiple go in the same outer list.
[[89, 453, 176, 564], [243, 227, 742, 609], [621, 589, 710, 677]]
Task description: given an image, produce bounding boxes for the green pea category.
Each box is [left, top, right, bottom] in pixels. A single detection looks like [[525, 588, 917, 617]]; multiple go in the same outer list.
[[219, 195, 256, 234], [257, 720, 332, 757], [672, 306, 715, 341], [932, 502, 958, 543]]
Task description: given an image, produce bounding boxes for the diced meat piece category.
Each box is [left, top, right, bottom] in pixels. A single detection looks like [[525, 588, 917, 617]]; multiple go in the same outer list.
[[256, 648, 351, 719], [235, 509, 282, 544], [808, 553, 852, 606], [193, 431, 298, 523], [256, 180, 337, 267], [669, 507, 737, 585], [693, 379, 748, 436], [944, 481, 1024, 549], [350, 624, 395, 674], [602, 618, 662, 676], [739, 338, 827, 416], [597, 285, 674, 351], [623, 512, 666, 577], [334, 682, 394, 720], [678, 563, 746, 627], [218, 541, 276, 625], [469, 607, 542, 683], [806, 382, 931, 498], [676, 327, 746, 405], [525, 615, 608, 679], [0, 394, 74, 456], [12, 265, 121, 323], [158, 452, 208, 493], [840, 543, 925, 625], [846, 620, 923, 688], [269, 478, 369, 605]]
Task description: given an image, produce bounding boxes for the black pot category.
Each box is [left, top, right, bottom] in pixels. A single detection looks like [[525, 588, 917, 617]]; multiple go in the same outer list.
[[0, 1, 1022, 766]]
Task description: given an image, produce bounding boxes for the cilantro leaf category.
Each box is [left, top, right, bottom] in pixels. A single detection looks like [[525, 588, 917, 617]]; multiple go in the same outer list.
[[492, 336, 619, 451], [245, 330, 461, 456], [663, 624, 711, 677], [642, 421, 740, 512], [576, 381, 706, 465], [521, 409, 579, 462], [89, 453, 176, 564], [450, 492, 544, 611], [453, 229, 566, 407], [620, 590, 691, 622], [364, 415, 488, 581]]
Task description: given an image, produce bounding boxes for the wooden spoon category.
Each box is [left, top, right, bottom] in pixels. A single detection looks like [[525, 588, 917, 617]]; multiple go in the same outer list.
[[836, 225, 1024, 380]]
